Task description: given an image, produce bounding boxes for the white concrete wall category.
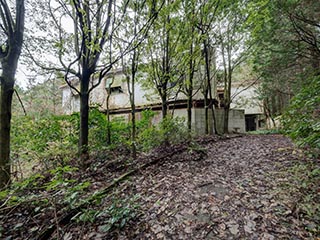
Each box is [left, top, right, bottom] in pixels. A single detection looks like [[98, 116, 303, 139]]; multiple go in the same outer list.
[[108, 108, 245, 135], [231, 85, 263, 115], [61, 73, 167, 114]]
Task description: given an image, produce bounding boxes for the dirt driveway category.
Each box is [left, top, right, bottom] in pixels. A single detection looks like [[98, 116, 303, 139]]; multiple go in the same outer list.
[[111, 135, 316, 239]]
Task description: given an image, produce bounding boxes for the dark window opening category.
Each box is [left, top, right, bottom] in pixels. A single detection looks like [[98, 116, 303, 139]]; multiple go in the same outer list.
[[245, 115, 256, 131], [218, 91, 225, 108], [110, 86, 123, 94]]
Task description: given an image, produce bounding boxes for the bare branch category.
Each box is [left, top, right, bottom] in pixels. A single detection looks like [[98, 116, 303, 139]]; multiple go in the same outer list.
[[14, 88, 27, 116], [0, 0, 14, 37], [48, 0, 69, 70]]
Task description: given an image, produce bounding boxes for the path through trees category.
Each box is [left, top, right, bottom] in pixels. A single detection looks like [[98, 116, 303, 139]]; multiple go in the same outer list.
[[1, 135, 318, 239]]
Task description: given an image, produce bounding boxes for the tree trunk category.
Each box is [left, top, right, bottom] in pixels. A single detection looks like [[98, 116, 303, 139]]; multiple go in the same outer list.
[[187, 94, 192, 131], [106, 92, 111, 145], [126, 56, 137, 159], [79, 77, 90, 163], [223, 105, 229, 133], [223, 72, 232, 133], [161, 91, 168, 119], [0, 77, 14, 189], [187, 42, 194, 132], [130, 82, 136, 159], [203, 39, 216, 134], [0, 0, 25, 189], [204, 96, 209, 134]]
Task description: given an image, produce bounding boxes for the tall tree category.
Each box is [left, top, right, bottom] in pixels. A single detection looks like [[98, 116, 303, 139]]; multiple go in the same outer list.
[[249, 0, 320, 119], [120, 0, 145, 158], [0, 0, 25, 188], [27, 0, 159, 162], [196, 0, 220, 134], [180, 0, 202, 132], [217, 1, 251, 133], [144, 0, 184, 119]]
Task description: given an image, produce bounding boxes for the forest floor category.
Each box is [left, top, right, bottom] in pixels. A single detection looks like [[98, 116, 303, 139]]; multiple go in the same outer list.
[[1, 134, 319, 239]]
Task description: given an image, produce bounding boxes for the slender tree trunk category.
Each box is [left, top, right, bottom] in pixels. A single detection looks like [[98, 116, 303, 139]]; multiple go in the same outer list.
[[207, 47, 218, 134], [162, 4, 170, 120], [203, 39, 217, 134], [208, 87, 218, 134], [79, 76, 90, 163], [204, 94, 209, 134], [130, 9, 138, 159], [187, 41, 194, 132], [0, 0, 25, 189], [221, 36, 230, 134], [223, 72, 232, 133], [130, 100, 136, 158], [130, 78, 136, 159], [126, 52, 137, 159], [106, 91, 111, 145], [0, 76, 14, 189], [161, 91, 168, 119], [187, 94, 192, 131], [263, 99, 275, 128], [223, 105, 229, 133]]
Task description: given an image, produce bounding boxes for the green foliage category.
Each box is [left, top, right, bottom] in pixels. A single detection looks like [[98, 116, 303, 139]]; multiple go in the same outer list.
[[98, 196, 140, 231], [159, 116, 189, 143], [11, 114, 78, 171], [136, 109, 155, 130], [285, 162, 320, 235], [137, 115, 189, 151], [282, 76, 320, 151], [44, 166, 78, 191], [136, 125, 159, 151], [0, 165, 91, 212], [10, 107, 190, 177], [109, 117, 131, 147], [105, 109, 187, 152], [89, 107, 108, 150], [248, 129, 280, 135], [73, 195, 140, 232], [0, 173, 45, 205], [10, 108, 110, 172]]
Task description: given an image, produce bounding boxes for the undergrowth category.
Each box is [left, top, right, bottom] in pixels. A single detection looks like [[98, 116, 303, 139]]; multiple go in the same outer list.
[[282, 75, 320, 153], [1, 108, 191, 238], [10, 108, 191, 180], [248, 129, 280, 135], [282, 158, 320, 236]]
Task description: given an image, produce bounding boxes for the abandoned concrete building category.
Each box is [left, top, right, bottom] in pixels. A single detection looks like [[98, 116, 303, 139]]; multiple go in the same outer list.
[[60, 69, 265, 134]]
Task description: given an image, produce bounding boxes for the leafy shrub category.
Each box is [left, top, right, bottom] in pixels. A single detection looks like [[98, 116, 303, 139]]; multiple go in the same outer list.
[[109, 116, 131, 146], [285, 162, 320, 235], [89, 108, 108, 150], [136, 125, 160, 151], [11, 115, 78, 173], [0, 165, 91, 213], [10, 107, 190, 176], [136, 114, 189, 151], [10, 108, 109, 174], [159, 116, 189, 143], [74, 195, 140, 232], [282, 76, 320, 151]]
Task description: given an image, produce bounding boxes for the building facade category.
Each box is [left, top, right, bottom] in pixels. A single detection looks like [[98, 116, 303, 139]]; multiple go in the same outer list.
[[61, 70, 264, 133]]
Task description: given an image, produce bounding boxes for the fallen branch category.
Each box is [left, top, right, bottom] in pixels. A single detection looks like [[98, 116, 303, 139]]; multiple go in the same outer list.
[[37, 145, 188, 240]]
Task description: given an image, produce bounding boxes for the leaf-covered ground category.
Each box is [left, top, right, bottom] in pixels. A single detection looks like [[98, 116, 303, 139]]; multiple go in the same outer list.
[[1, 134, 319, 239]]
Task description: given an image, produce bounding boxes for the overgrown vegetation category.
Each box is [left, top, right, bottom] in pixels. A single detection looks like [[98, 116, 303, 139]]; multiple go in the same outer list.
[[0, 108, 192, 238], [1, 0, 319, 238], [278, 159, 320, 235], [10, 108, 190, 178], [282, 76, 320, 153]]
